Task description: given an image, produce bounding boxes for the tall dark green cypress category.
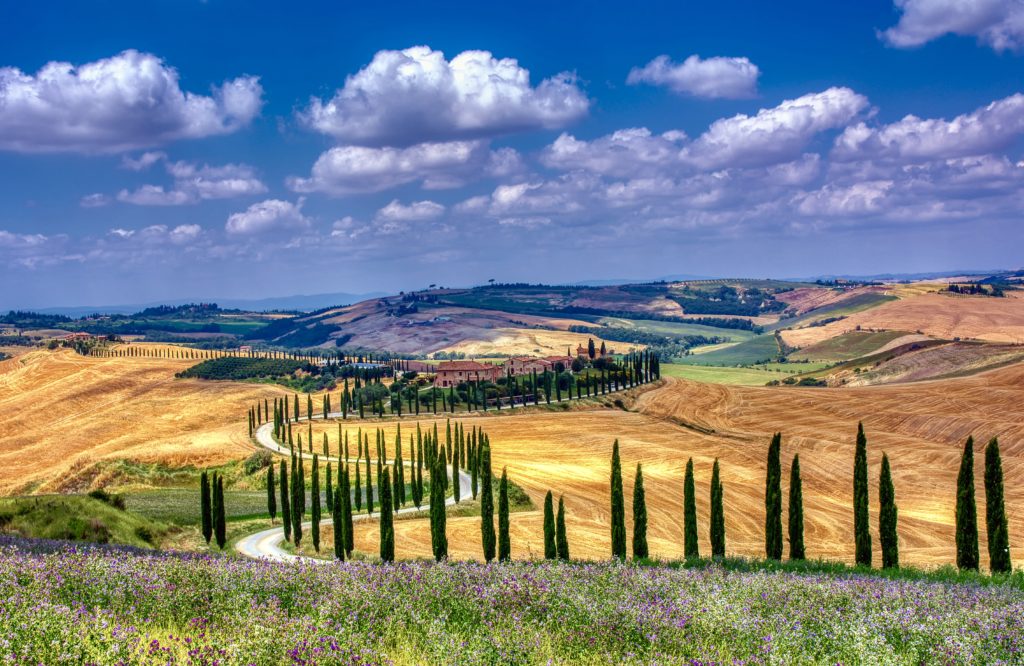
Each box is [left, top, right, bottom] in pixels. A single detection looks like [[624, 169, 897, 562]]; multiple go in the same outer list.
[[610, 439, 627, 559], [632, 463, 648, 560], [365, 443, 374, 515], [326, 461, 333, 511], [379, 466, 395, 563], [267, 464, 276, 524], [213, 474, 226, 549], [878, 453, 898, 569], [710, 458, 725, 558], [430, 457, 448, 561], [332, 487, 345, 561], [955, 436, 980, 571], [479, 442, 495, 561], [985, 438, 1012, 573], [280, 461, 291, 542], [291, 463, 303, 548], [543, 489, 556, 559], [343, 467, 354, 556], [498, 468, 511, 561], [200, 470, 212, 544], [555, 495, 570, 560], [788, 454, 805, 561], [311, 455, 321, 553], [683, 458, 698, 559], [765, 432, 783, 560], [853, 423, 872, 567]]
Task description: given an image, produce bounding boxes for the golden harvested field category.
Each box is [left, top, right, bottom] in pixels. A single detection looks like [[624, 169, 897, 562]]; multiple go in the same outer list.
[[782, 290, 1024, 348], [775, 285, 888, 315], [0, 346, 288, 494], [312, 364, 1024, 568]]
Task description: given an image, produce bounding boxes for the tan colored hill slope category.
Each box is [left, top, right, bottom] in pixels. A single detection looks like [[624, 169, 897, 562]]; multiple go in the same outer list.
[[338, 365, 1024, 568], [0, 347, 287, 494], [782, 291, 1024, 348], [310, 301, 621, 356]]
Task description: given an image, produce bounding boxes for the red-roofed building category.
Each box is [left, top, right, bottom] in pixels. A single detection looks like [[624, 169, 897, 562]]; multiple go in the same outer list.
[[433, 360, 503, 387]]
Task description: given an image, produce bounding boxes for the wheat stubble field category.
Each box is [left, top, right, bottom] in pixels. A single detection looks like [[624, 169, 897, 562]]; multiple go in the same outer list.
[[309, 364, 1024, 568], [0, 347, 287, 494], [2, 344, 1022, 569]]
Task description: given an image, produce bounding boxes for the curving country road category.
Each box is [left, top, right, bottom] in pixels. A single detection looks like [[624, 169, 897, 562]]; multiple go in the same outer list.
[[235, 415, 473, 562]]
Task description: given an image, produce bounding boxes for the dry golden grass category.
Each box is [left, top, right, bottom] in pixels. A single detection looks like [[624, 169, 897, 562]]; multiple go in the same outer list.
[[0, 346, 288, 494], [782, 290, 1024, 348], [326, 365, 1024, 568]]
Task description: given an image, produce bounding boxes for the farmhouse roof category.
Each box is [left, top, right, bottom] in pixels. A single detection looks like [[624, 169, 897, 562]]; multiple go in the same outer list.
[[436, 360, 498, 371]]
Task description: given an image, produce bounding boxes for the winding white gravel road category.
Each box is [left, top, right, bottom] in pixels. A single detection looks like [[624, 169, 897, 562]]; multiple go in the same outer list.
[[235, 414, 472, 562]]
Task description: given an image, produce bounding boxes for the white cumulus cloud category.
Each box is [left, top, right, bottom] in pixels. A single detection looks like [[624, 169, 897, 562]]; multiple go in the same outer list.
[[300, 45, 589, 146], [225, 198, 311, 235], [0, 50, 262, 153], [627, 54, 760, 99], [682, 87, 869, 169], [375, 199, 446, 222], [881, 0, 1024, 51], [833, 93, 1024, 163], [115, 158, 267, 206], [288, 140, 519, 195]]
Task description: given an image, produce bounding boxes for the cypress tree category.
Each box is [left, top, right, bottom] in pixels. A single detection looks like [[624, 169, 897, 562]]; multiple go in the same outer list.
[[280, 461, 291, 542], [332, 487, 345, 561], [683, 458, 698, 559], [543, 489, 557, 559], [267, 464, 276, 524], [632, 463, 648, 560], [343, 467, 354, 556], [788, 454, 805, 561], [765, 432, 783, 560], [498, 467, 511, 561], [710, 458, 725, 558], [311, 455, 321, 553], [452, 439, 461, 504], [354, 462, 362, 512], [213, 474, 226, 549], [379, 466, 395, 562], [291, 464, 303, 548], [853, 423, 872, 567], [430, 457, 448, 561], [985, 438, 1012, 573], [365, 444, 374, 515], [556, 495, 570, 560], [480, 442, 495, 562], [326, 461, 333, 513], [878, 453, 898, 569], [610, 439, 627, 559], [955, 436, 980, 571], [200, 470, 212, 544]]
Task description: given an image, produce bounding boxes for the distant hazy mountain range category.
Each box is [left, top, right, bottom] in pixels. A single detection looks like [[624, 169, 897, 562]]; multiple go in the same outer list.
[[29, 292, 388, 316]]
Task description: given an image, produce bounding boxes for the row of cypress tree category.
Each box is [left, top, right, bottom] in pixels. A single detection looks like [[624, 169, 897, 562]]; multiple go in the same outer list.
[[199, 470, 226, 549], [253, 351, 661, 433]]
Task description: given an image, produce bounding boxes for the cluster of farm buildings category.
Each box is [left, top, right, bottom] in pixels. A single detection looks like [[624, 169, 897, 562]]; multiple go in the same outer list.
[[430, 342, 616, 388]]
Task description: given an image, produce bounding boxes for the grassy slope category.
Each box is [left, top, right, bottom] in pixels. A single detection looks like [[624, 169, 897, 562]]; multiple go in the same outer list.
[[789, 330, 912, 362], [596, 316, 758, 342], [768, 292, 898, 331], [676, 334, 780, 366], [661, 363, 786, 386], [0, 496, 165, 548]]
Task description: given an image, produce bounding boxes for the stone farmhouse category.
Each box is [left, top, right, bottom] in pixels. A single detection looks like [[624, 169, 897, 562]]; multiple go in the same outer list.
[[433, 360, 503, 387]]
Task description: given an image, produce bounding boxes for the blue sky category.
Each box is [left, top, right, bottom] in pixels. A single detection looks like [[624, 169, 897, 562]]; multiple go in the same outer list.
[[2, 0, 1023, 308]]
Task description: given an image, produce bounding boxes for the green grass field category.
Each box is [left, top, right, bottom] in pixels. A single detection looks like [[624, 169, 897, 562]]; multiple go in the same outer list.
[[789, 330, 913, 362], [0, 495, 166, 548], [596, 316, 758, 342], [676, 334, 780, 366], [661, 363, 789, 385], [124, 489, 271, 525], [768, 292, 897, 331]]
